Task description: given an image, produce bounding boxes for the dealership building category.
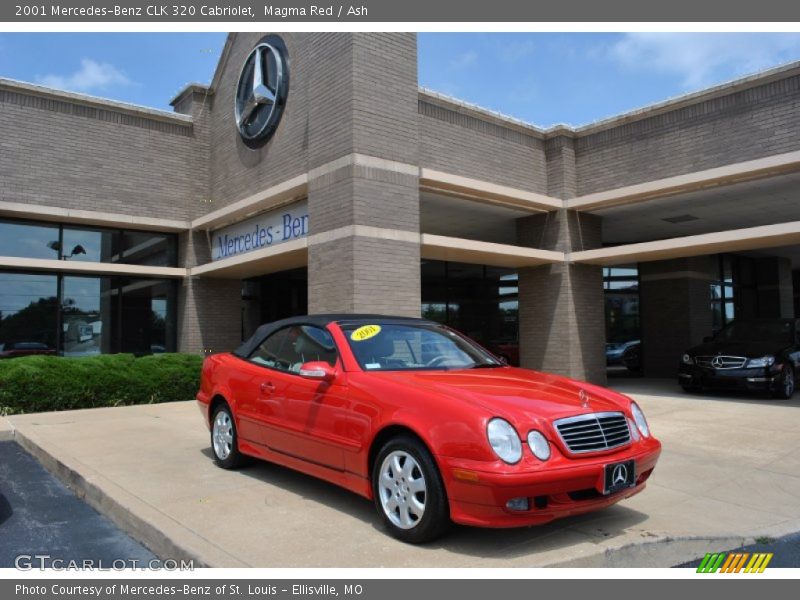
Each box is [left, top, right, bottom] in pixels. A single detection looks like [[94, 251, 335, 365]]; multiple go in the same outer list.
[[2, 32, 800, 384]]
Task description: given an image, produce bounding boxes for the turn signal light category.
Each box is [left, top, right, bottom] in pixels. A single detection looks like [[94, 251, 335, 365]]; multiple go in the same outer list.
[[452, 468, 480, 483]]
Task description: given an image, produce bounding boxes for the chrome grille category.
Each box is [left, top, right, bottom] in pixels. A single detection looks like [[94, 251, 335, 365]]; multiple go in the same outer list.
[[694, 355, 747, 369], [554, 412, 631, 454]]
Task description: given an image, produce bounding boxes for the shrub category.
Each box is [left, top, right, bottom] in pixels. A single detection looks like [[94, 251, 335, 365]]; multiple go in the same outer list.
[[0, 353, 203, 415]]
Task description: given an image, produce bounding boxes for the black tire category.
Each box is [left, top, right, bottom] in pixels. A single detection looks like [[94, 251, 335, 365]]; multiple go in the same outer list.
[[210, 404, 246, 469], [771, 365, 795, 399], [372, 435, 450, 544]]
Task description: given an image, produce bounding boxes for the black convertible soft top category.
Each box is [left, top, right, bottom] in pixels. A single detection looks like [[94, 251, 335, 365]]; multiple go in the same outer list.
[[232, 313, 434, 358]]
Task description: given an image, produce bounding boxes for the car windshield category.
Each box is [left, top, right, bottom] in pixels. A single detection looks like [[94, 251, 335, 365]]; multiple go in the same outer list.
[[341, 322, 503, 371], [715, 321, 794, 343]]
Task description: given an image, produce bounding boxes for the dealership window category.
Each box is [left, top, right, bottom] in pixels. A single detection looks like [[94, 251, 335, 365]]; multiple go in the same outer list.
[[121, 231, 176, 266], [61, 276, 112, 355], [421, 260, 519, 364], [710, 255, 756, 331], [0, 273, 58, 355], [0, 220, 61, 260], [0, 271, 176, 357], [119, 278, 176, 354], [0, 218, 177, 267], [603, 266, 640, 345], [62, 227, 119, 262]]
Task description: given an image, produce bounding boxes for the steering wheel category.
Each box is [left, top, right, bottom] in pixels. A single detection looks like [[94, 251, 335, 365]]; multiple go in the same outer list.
[[426, 355, 456, 368]]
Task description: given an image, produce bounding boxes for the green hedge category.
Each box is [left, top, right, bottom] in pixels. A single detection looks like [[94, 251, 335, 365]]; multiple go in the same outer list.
[[0, 353, 203, 415]]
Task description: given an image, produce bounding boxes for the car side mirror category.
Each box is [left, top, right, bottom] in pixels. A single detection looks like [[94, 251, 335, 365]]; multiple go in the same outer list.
[[298, 361, 336, 382]]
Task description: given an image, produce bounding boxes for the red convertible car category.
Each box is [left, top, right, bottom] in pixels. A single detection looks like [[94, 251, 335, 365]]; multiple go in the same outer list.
[[197, 315, 661, 543]]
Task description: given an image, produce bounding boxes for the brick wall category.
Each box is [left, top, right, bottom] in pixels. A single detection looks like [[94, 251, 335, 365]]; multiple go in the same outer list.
[[418, 97, 548, 193], [575, 75, 800, 195], [178, 277, 242, 353], [0, 84, 202, 221]]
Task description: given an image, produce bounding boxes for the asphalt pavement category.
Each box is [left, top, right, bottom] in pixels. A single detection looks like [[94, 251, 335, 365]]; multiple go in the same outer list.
[[0, 441, 155, 569]]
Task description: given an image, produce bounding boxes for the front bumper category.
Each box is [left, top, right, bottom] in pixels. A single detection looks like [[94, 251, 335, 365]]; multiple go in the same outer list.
[[678, 363, 780, 392], [438, 438, 661, 528]]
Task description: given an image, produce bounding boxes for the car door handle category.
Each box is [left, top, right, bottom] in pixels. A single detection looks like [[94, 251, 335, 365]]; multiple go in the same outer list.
[[260, 381, 276, 394]]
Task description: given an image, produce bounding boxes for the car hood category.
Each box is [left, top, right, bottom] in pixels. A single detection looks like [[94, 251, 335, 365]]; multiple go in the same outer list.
[[371, 367, 628, 421], [687, 340, 786, 358]]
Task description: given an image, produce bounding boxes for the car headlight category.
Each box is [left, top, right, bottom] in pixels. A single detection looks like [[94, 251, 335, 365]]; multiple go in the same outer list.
[[682, 354, 693, 364], [746, 355, 775, 368], [630, 402, 650, 438], [527, 430, 551, 461], [487, 418, 522, 464]]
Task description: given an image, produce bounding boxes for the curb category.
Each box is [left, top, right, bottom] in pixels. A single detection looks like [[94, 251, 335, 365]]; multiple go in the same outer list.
[[11, 429, 249, 568], [0, 418, 15, 442], [544, 535, 754, 568]]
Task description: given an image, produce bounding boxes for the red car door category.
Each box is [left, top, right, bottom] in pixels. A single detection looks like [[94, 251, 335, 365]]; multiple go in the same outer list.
[[234, 326, 297, 454], [271, 325, 351, 471], [229, 356, 289, 448]]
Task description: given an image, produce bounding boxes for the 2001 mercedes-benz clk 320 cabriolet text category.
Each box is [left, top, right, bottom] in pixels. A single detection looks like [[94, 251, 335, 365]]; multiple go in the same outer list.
[[197, 314, 661, 543]]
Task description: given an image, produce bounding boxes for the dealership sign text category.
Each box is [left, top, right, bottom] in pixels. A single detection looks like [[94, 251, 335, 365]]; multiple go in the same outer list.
[[212, 201, 308, 261]]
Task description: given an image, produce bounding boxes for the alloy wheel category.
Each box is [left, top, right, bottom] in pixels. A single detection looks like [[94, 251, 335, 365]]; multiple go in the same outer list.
[[212, 410, 234, 460], [377, 450, 427, 529]]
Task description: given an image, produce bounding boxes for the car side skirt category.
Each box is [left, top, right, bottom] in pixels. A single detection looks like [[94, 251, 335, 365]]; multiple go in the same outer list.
[[237, 438, 372, 499]]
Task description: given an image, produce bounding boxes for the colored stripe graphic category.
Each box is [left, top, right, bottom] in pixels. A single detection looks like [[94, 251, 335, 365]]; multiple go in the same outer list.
[[697, 553, 727, 573], [697, 553, 714, 573], [733, 553, 750, 573], [720, 553, 736, 573], [744, 553, 774, 573], [697, 552, 773, 573]]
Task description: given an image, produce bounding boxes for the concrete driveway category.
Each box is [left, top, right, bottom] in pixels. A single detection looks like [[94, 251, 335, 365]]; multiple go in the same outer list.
[[2, 378, 799, 567]]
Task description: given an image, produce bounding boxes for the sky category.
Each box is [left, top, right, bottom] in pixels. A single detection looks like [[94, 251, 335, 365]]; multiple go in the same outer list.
[[1, 32, 800, 127]]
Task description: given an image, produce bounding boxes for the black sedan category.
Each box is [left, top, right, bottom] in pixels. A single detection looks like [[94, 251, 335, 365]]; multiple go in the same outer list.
[[678, 319, 800, 399]]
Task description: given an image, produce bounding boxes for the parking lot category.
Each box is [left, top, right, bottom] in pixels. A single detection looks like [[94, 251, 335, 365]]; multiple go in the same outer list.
[[0, 441, 155, 569], [2, 378, 799, 567]]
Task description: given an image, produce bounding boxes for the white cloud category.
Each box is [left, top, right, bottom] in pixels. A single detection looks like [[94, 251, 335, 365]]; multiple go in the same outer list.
[[496, 39, 537, 62], [608, 33, 800, 88], [37, 59, 132, 93], [449, 50, 478, 69]]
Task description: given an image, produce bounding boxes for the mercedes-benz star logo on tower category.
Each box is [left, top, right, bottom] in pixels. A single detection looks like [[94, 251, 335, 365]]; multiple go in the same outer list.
[[612, 464, 628, 486], [234, 35, 289, 148], [579, 389, 589, 408]]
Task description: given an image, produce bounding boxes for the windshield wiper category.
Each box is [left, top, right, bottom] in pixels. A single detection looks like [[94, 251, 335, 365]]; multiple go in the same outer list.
[[470, 363, 503, 369]]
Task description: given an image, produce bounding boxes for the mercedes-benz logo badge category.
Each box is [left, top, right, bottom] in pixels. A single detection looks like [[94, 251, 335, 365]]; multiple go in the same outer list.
[[579, 389, 589, 408], [234, 35, 289, 148], [711, 356, 724, 368], [612, 464, 628, 486]]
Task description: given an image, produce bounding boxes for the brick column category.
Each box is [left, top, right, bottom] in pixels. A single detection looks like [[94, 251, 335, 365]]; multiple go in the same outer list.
[[173, 85, 242, 354], [517, 135, 606, 384], [177, 231, 242, 354], [755, 256, 795, 318], [306, 33, 421, 316], [639, 256, 714, 378]]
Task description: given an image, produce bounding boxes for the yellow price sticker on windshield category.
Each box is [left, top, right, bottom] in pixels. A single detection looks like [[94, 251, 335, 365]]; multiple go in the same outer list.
[[351, 324, 381, 342]]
